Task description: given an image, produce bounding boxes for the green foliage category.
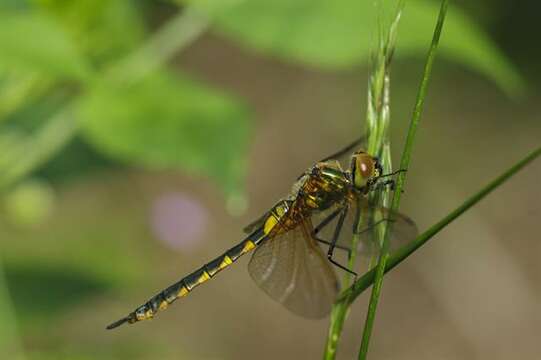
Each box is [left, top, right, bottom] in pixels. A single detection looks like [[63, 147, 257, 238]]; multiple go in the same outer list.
[[0, 10, 90, 80], [0, 0, 526, 200], [78, 72, 250, 195], [184, 0, 523, 94], [34, 0, 146, 65], [0, 4, 247, 198]]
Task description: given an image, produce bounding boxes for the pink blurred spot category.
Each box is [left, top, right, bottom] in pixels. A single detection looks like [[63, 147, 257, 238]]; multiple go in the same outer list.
[[150, 193, 209, 252]]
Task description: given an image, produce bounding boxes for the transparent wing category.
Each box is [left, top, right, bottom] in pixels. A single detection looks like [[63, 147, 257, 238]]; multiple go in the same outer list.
[[313, 197, 418, 257], [248, 221, 339, 318]]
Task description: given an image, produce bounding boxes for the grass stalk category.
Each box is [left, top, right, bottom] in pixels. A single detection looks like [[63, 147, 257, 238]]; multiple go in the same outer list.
[[358, 1, 449, 357], [322, 3, 402, 358]]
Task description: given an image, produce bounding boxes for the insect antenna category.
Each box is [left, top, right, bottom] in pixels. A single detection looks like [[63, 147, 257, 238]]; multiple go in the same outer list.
[[378, 168, 407, 178]]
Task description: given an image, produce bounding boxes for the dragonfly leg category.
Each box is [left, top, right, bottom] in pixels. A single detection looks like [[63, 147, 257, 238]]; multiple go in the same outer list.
[[313, 208, 341, 234], [312, 207, 351, 253], [313, 237, 351, 253], [370, 179, 396, 193], [319, 136, 365, 162], [325, 206, 358, 278], [354, 217, 394, 235]]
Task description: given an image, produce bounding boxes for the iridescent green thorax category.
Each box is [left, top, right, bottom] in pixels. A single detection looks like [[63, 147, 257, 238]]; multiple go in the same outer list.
[[291, 161, 351, 212]]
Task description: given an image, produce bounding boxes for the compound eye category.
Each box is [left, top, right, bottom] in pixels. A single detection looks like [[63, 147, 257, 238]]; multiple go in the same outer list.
[[357, 153, 375, 178], [353, 152, 376, 188]]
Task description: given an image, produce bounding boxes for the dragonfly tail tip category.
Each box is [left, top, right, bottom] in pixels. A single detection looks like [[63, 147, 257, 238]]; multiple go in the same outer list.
[[106, 316, 130, 330]]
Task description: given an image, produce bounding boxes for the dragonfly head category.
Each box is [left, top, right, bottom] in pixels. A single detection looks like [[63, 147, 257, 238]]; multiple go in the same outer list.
[[350, 151, 382, 192]]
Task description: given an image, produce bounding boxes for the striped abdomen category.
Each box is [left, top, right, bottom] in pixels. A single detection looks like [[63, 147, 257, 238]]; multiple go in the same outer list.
[[106, 227, 267, 329]]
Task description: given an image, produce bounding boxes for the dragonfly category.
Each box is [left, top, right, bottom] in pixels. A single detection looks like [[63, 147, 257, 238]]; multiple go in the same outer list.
[[106, 138, 417, 329]]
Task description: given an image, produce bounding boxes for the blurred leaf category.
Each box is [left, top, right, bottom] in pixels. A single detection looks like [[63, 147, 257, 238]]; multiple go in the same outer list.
[[0, 72, 53, 119], [78, 72, 250, 195], [33, 0, 146, 66], [0, 5, 208, 196], [183, 0, 523, 94], [0, 10, 91, 81], [0, 0, 30, 11]]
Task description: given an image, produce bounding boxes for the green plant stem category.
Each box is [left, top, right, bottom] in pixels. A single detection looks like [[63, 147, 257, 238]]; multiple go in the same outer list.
[[108, 7, 209, 85], [323, 3, 403, 358], [323, 231, 359, 360], [323, 301, 350, 360], [337, 145, 541, 304], [358, 1, 449, 358]]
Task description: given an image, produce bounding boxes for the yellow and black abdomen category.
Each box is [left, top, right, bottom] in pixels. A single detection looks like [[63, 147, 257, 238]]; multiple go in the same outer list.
[[106, 227, 267, 329]]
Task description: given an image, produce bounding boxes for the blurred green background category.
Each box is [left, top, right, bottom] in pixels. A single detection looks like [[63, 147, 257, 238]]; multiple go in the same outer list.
[[0, 0, 540, 359]]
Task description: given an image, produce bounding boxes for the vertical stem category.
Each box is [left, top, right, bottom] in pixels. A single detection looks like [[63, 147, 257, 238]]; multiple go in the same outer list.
[[322, 2, 402, 358], [358, 1, 449, 359], [323, 301, 350, 360]]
